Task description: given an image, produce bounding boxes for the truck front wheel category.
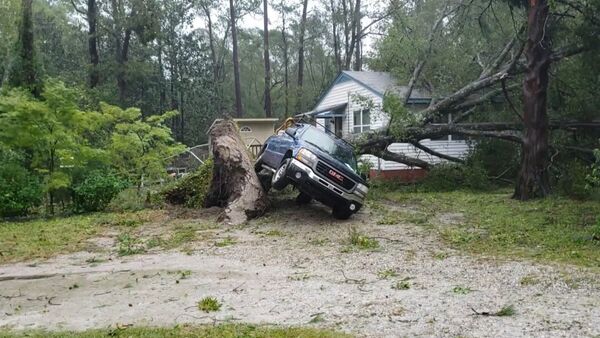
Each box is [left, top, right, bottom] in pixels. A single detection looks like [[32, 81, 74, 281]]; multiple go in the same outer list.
[[272, 158, 291, 190], [332, 205, 353, 220]]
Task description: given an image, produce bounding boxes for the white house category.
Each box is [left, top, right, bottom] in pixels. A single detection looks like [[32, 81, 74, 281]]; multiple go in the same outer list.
[[306, 71, 471, 179]]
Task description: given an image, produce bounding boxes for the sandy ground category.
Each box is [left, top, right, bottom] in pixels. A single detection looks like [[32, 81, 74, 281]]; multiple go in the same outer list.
[[1, 195, 600, 337]]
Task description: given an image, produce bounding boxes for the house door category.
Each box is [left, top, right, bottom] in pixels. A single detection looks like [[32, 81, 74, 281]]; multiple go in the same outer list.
[[334, 117, 343, 137]]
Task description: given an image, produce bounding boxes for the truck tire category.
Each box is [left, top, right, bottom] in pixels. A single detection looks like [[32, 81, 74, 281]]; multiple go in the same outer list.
[[272, 158, 291, 190], [296, 192, 312, 205], [332, 205, 353, 220]]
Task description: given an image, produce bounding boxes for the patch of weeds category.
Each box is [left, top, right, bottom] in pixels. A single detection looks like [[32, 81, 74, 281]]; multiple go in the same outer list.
[[392, 280, 411, 290], [433, 252, 449, 260], [377, 268, 398, 279], [377, 213, 402, 225], [452, 286, 472, 295], [519, 274, 539, 286], [495, 304, 516, 316], [117, 233, 146, 256], [68, 283, 79, 290], [145, 237, 162, 250], [263, 230, 284, 237], [161, 224, 198, 250], [288, 273, 311, 281], [309, 238, 328, 246], [198, 297, 221, 312], [215, 236, 236, 247], [178, 270, 192, 279], [308, 313, 325, 324], [348, 227, 379, 250], [85, 257, 106, 264]]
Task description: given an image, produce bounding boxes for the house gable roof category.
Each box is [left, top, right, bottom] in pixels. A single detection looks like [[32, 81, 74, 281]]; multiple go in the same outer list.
[[313, 71, 431, 110]]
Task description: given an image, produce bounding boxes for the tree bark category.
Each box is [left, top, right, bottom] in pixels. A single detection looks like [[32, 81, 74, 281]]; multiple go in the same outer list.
[[229, 0, 243, 117], [205, 119, 269, 225], [263, 0, 272, 117], [352, 0, 362, 71], [87, 0, 99, 88], [330, 0, 342, 72], [281, 8, 289, 116], [513, 0, 552, 200], [296, 0, 309, 113], [7, 0, 41, 96]]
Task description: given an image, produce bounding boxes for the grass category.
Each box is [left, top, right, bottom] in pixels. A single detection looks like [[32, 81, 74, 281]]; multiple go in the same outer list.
[[117, 233, 146, 256], [0, 213, 104, 264], [494, 304, 516, 317], [0, 324, 351, 338], [215, 236, 236, 247], [377, 268, 398, 279], [197, 297, 222, 312], [392, 280, 411, 290], [376, 188, 600, 267], [347, 227, 379, 250], [452, 286, 472, 294]]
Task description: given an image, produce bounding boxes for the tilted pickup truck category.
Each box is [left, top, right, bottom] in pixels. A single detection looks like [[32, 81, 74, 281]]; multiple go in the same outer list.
[[255, 123, 368, 219]]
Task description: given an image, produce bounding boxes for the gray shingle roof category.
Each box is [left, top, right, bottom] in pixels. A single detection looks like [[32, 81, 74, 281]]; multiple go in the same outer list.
[[342, 71, 431, 99]]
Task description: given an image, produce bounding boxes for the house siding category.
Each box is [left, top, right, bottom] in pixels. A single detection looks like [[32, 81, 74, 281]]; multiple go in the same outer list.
[[312, 72, 472, 172]]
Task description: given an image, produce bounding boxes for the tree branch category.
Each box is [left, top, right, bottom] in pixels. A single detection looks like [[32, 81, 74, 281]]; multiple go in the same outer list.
[[409, 141, 465, 163]]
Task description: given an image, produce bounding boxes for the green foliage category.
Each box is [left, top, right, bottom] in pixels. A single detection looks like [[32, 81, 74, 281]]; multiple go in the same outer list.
[[117, 233, 146, 256], [347, 227, 379, 250], [107, 188, 147, 212], [383, 93, 422, 138], [418, 163, 490, 192], [555, 160, 595, 200], [73, 171, 128, 212], [197, 297, 221, 312], [467, 139, 520, 181], [162, 158, 213, 207], [0, 149, 43, 217], [586, 149, 600, 192]]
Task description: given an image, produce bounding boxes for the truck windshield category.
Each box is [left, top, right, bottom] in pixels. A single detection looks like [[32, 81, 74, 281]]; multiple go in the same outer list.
[[300, 127, 358, 172]]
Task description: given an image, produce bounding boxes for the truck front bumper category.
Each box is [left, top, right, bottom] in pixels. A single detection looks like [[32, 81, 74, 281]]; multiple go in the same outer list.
[[287, 158, 365, 210]]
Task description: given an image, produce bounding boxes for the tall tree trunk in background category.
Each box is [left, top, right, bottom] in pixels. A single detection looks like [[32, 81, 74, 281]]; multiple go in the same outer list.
[[7, 0, 41, 96], [296, 0, 309, 114], [203, 4, 218, 82], [87, 0, 99, 88], [116, 29, 131, 105], [352, 0, 362, 71], [341, 0, 350, 69], [263, 0, 272, 117], [513, 0, 552, 200], [157, 38, 165, 113], [229, 0, 243, 117], [281, 8, 289, 116], [330, 0, 342, 73]]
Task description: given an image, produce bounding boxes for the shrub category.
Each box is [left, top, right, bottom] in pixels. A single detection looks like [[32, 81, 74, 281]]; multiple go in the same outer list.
[[73, 170, 128, 212], [107, 188, 146, 212], [555, 160, 593, 200], [467, 139, 520, 180], [420, 163, 490, 191], [162, 158, 213, 207], [0, 161, 43, 217]]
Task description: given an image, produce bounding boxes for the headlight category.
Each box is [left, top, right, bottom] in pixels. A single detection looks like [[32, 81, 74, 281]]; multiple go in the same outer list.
[[356, 183, 369, 196], [296, 148, 318, 166]]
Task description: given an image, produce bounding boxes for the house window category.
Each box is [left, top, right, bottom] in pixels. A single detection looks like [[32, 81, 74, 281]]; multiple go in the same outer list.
[[353, 109, 371, 133], [240, 126, 252, 132]]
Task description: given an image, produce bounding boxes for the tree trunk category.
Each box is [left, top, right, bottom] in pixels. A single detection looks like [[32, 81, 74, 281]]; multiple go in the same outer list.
[[296, 0, 309, 113], [352, 0, 362, 71], [229, 0, 243, 117], [513, 0, 552, 200], [263, 0, 272, 117], [87, 0, 99, 88], [205, 119, 269, 225], [330, 0, 342, 72], [7, 0, 41, 96], [281, 9, 289, 116]]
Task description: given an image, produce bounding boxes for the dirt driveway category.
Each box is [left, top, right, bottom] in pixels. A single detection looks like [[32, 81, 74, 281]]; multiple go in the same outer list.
[[1, 195, 599, 337]]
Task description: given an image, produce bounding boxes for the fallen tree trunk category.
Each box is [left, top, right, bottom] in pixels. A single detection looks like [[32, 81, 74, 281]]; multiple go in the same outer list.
[[205, 119, 268, 225]]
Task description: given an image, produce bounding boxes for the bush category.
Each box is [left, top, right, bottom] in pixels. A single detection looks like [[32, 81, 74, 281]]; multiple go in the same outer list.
[[162, 158, 213, 207], [0, 161, 43, 217], [555, 160, 595, 200], [467, 139, 520, 180], [73, 170, 128, 212], [107, 188, 146, 212], [420, 163, 490, 191]]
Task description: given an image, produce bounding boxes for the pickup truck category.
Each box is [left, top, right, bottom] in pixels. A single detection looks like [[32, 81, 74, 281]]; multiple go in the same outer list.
[[255, 123, 368, 219]]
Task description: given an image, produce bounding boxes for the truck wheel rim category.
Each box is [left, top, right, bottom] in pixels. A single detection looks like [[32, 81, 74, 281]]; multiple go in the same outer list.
[[274, 161, 287, 182]]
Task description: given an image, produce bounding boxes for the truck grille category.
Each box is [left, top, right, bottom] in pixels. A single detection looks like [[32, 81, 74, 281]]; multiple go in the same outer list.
[[315, 161, 355, 191]]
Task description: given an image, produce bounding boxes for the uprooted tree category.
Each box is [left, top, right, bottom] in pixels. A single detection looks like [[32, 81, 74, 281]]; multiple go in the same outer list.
[[205, 119, 268, 225], [356, 0, 600, 201]]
